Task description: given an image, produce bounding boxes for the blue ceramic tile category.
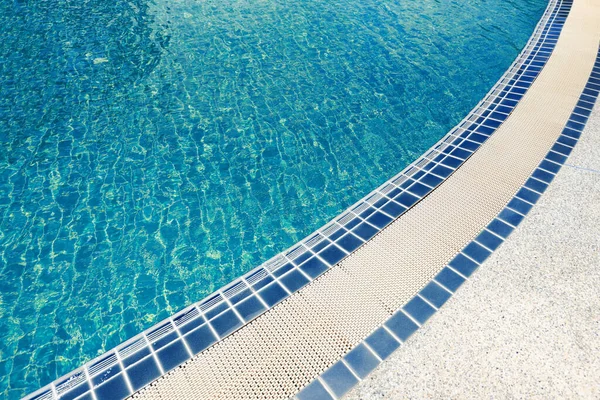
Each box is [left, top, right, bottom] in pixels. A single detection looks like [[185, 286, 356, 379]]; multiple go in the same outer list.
[[431, 164, 453, 178], [403, 296, 436, 324], [441, 155, 462, 169], [235, 295, 266, 322], [258, 281, 289, 307], [498, 208, 525, 227], [525, 177, 549, 193], [546, 150, 567, 165], [373, 196, 388, 208], [507, 197, 533, 215], [343, 343, 380, 379], [407, 182, 431, 197], [353, 222, 379, 241], [419, 281, 452, 308], [151, 330, 178, 351], [59, 381, 90, 400], [367, 211, 393, 229], [210, 309, 243, 337], [252, 274, 274, 291], [92, 363, 123, 386], [516, 187, 541, 204], [475, 229, 503, 251], [204, 301, 228, 321], [532, 168, 555, 184], [365, 327, 400, 360], [273, 262, 294, 278], [228, 288, 252, 305], [126, 355, 161, 391], [122, 347, 150, 368], [448, 252, 479, 277], [462, 242, 491, 264], [358, 206, 376, 219], [573, 106, 592, 117], [336, 233, 363, 253], [299, 256, 329, 279], [328, 227, 347, 241], [297, 379, 334, 400], [321, 361, 359, 398], [434, 267, 465, 292], [312, 237, 331, 253], [420, 173, 443, 187], [411, 169, 426, 180], [576, 99, 594, 110], [449, 147, 471, 160], [385, 310, 419, 341], [552, 143, 573, 156], [459, 139, 479, 152], [279, 269, 310, 293], [291, 250, 312, 266], [177, 314, 206, 336], [399, 178, 416, 189], [156, 339, 190, 372], [381, 200, 406, 218], [562, 127, 582, 139], [468, 132, 488, 143], [495, 105, 513, 114], [557, 134, 577, 148], [475, 124, 495, 135], [94, 374, 131, 400], [581, 94, 596, 104], [319, 244, 346, 265], [395, 191, 420, 208], [184, 323, 217, 355]]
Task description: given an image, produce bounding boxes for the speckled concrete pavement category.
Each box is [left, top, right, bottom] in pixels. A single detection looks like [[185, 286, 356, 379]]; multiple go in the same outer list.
[[346, 103, 600, 399]]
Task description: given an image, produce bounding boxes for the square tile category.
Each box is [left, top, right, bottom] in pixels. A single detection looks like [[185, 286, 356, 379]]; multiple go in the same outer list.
[[126, 355, 161, 391], [235, 295, 266, 322], [403, 296, 436, 324], [156, 339, 190, 372], [385, 310, 419, 342], [365, 327, 400, 360], [343, 343, 380, 379], [279, 269, 310, 293], [419, 281, 452, 308], [321, 361, 359, 398], [184, 323, 217, 355], [209, 309, 242, 337]]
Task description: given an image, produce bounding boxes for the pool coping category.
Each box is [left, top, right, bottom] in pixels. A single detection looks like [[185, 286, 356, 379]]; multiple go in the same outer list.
[[22, 0, 580, 399]]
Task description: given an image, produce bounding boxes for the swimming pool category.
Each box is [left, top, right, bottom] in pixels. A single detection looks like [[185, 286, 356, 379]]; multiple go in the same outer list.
[[0, 0, 545, 397]]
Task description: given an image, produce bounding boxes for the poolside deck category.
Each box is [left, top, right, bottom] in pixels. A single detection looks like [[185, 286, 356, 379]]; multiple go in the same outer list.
[[129, 0, 600, 399], [347, 101, 600, 399]]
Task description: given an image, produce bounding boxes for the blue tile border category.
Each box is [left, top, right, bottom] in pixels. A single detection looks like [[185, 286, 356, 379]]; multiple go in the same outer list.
[[23, 0, 577, 399], [297, 21, 600, 400]]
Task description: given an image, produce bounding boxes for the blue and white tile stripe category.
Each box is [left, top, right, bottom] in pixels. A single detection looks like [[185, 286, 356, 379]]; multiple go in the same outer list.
[[23, 1, 571, 399], [296, 36, 600, 400]]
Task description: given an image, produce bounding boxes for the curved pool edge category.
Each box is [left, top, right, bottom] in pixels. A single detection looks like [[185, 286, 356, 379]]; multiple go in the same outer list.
[[21, 0, 588, 398]]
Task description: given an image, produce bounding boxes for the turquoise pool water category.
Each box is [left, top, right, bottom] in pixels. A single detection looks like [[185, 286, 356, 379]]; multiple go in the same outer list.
[[0, 0, 545, 397]]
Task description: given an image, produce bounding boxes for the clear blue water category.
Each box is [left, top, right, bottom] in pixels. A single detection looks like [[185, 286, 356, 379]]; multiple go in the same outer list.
[[0, 0, 545, 397]]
